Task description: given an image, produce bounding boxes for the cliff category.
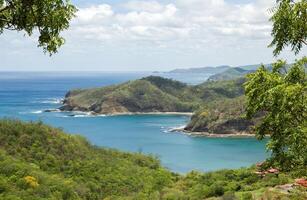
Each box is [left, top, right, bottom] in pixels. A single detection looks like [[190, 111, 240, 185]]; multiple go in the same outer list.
[[184, 96, 260, 134]]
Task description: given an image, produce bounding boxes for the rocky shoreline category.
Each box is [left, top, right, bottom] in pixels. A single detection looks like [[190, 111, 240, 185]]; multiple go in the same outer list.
[[107, 112, 194, 116], [170, 127, 256, 138]]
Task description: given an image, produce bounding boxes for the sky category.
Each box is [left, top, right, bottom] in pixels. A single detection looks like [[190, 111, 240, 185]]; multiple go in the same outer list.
[[0, 0, 306, 71]]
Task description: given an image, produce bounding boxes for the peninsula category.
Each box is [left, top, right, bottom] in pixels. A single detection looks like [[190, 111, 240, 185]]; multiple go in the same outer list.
[[59, 76, 259, 135]]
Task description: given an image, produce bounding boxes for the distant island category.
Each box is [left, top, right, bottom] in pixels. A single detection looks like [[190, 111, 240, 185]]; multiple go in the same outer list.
[[168, 64, 272, 81], [59, 75, 260, 136]]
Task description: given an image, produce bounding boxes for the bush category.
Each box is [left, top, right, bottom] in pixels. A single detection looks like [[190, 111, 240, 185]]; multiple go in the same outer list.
[[210, 183, 225, 196], [0, 177, 7, 193], [162, 188, 186, 200], [241, 192, 253, 200], [222, 191, 236, 200]]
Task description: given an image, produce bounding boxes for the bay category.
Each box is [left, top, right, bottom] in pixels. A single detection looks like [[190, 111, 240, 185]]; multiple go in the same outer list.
[[0, 71, 268, 173]]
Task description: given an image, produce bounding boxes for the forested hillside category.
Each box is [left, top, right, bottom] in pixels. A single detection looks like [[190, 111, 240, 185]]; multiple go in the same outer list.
[[0, 119, 174, 199], [0, 120, 306, 199], [60, 76, 245, 115]]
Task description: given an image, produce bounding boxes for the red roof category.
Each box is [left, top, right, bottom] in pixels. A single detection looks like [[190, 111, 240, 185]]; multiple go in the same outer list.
[[295, 179, 307, 188]]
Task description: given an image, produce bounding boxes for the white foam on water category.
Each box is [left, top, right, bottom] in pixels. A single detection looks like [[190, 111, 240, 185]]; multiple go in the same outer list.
[[31, 110, 43, 114], [73, 114, 91, 118], [59, 111, 107, 118], [97, 114, 107, 117], [166, 125, 186, 133], [162, 129, 169, 133], [32, 98, 63, 104]]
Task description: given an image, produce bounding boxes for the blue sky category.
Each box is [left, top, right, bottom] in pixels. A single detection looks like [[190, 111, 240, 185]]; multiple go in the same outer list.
[[0, 0, 305, 71]]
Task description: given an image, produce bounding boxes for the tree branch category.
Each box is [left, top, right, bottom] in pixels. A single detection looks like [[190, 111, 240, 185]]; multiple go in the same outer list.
[[0, 1, 14, 13], [0, 6, 10, 13], [0, 17, 10, 22]]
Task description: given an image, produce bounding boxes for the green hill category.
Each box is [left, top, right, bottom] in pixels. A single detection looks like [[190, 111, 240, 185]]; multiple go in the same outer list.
[[196, 78, 245, 100], [207, 63, 301, 81], [61, 77, 196, 114], [0, 119, 306, 199], [208, 68, 254, 81], [0, 119, 174, 199], [60, 76, 245, 115]]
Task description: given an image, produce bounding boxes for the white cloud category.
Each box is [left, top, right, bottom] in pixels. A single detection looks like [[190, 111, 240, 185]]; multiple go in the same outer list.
[[115, 4, 178, 26], [75, 4, 114, 23], [69, 0, 275, 46], [6, 0, 299, 71], [121, 1, 165, 12]]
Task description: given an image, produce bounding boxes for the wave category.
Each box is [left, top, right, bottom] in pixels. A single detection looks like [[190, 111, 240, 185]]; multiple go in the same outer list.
[[32, 98, 63, 104], [162, 129, 169, 133], [165, 125, 186, 133], [60, 112, 106, 118], [20, 108, 61, 115], [30, 110, 44, 114], [44, 109, 61, 113], [67, 115, 107, 118], [71, 113, 92, 118], [19, 110, 42, 114]]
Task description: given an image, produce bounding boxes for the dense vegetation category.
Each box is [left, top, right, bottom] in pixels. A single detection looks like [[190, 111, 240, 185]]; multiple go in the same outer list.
[[269, 0, 306, 56], [61, 76, 198, 114], [0, 119, 306, 199], [0, 119, 174, 199], [242, 0, 307, 173]]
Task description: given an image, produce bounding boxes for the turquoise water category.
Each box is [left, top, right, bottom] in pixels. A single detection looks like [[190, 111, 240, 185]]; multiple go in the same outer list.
[[0, 72, 268, 173]]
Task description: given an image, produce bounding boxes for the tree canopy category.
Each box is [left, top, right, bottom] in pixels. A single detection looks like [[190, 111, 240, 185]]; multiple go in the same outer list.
[[245, 58, 307, 171], [269, 0, 307, 56], [0, 0, 76, 54], [245, 0, 307, 171]]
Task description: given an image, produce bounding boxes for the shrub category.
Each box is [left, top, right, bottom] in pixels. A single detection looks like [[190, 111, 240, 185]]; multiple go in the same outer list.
[[24, 176, 39, 188], [241, 192, 253, 200], [222, 191, 236, 200]]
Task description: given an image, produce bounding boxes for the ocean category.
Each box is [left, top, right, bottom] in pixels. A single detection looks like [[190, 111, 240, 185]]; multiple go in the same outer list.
[[0, 71, 268, 173]]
